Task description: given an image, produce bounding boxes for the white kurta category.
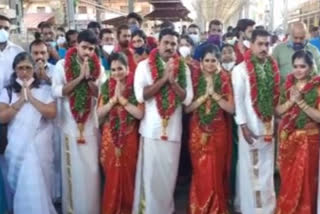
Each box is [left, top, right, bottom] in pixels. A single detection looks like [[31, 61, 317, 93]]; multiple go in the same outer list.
[[232, 62, 276, 214], [52, 59, 104, 214], [133, 58, 193, 214], [0, 85, 56, 214]]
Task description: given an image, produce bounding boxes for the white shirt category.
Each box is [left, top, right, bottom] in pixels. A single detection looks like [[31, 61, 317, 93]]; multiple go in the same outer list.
[[232, 62, 275, 137], [134, 58, 193, 142], [0, 41, 24, 91], [51, 59, 105, 137]]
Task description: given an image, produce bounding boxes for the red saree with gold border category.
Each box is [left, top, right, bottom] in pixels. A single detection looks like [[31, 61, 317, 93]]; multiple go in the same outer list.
[[99, 103, 140, 214], [276, 123, 320, 214], [188, 72, 233, 214]]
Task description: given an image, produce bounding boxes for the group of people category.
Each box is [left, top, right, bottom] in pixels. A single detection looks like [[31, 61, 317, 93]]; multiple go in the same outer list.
[[0, 10, 320, 214]]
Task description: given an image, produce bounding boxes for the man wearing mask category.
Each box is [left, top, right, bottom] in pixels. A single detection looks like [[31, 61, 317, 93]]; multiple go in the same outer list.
[[272, 22, 320, 79], [310, 26, 320, 52], [56, 27, 67, 58], [234, 19, 255, 64], [131, 29, 149, 63], [127, 12, 143, 33], [187, 24, 201, 46], [193, 19, 223, 61], [127, 12, 158, 53], [0, 14, 24, 91], [39, 22, 60, 65], [99, 28, 115, 72], [115, 24, 137, 74]]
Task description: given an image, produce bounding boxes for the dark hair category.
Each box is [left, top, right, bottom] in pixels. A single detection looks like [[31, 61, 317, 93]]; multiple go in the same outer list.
[[292, 50, 314, 68], [39, 22, 53, 31], [66, 30, 78, 42], [34, 32, 41, 40], [0, 15, 10, 23], [100, 28, 113, 39], [227, 26, 233, 32], [209, 19, 223, 30], [221, 43, 235, 52], [109, 52, 128, 67], [188, 24, 200, 30], [87, 21, 101, 30], [29, 39, 47, 52], [127, 12, 143, 25], [271, 34, 279, 44], [10, 52, 40, 92], [160, 21, 175, 31], [180, 34, 194, 47], [310, 26, 319, 33], [57, 27, 65, 32], [255, 25, 265, 30], [201, 44, 221, 61], [235, 19, 255, 38], [223, 32, 234, 41], [159, 28, 180, 42], [132, 29, 147, 42], [77, 30, 98, 45], [117, 24, 130, 38], [251, 29, 270, 43]]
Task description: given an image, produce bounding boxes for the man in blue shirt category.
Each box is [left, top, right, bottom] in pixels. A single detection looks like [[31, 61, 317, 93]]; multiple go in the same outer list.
[[310, 26, 320, 52]]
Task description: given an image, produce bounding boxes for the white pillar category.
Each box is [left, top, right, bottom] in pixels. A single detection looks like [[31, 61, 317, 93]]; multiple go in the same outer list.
[[67, 0, 76, 29]]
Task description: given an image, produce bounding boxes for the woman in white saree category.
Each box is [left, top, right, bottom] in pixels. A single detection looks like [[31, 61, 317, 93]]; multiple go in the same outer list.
[[0, 52, 57, 214]]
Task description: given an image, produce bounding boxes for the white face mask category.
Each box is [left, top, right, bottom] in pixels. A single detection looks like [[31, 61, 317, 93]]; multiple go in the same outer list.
[[179, 46, 191, 58], [57, 36, 66, 45], [243, 40, 250, 49], [102, 45, 115, 55], [222, 62, 236, 71], [0, 29, 9, 43], [154, 33, 160, 41], [226, 37, 237, 45], [189, 34, 200, 44]]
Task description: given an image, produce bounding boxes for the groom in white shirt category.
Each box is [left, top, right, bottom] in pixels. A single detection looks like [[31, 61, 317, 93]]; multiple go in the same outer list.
[[133, 28, 193, 214]]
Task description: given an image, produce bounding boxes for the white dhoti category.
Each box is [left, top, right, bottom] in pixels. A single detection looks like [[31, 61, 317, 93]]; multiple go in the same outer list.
[[133, 137, 181, 214], [236, 130, 276, 214], [61, 131, 100, 214]]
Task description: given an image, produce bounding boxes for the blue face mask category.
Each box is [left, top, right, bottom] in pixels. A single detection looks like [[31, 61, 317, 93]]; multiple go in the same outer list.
[[134, 46, 145, 55], [130, 24, 139, 33], [289, 40, 307, 51]]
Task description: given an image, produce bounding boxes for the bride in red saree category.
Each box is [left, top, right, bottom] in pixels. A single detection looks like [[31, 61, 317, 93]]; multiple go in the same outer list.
[[185, 45, 234, 214], [276, 50, 320, 214], [97, 52, 143, 214]]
